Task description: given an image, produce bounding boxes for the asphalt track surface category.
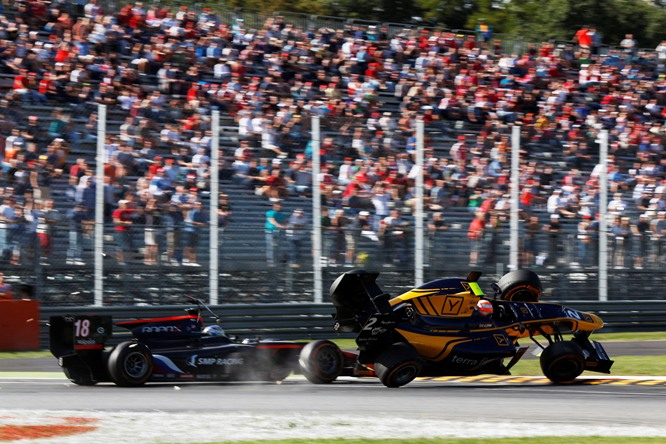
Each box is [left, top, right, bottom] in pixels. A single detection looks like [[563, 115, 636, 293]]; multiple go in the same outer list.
[[1, 375, 666, 443], [1, 341, 665, 443]]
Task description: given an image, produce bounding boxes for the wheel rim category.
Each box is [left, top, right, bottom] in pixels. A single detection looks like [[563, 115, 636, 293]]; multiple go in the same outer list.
[[315, 347, 339, 375], [551, 357, 582, 381], [124, 351, 150, 379], [390, 362, 419, 386]]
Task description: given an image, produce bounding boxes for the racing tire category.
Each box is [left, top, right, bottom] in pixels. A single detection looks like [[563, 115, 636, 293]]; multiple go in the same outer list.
[[107, 341, 154, 387], [540, 341, 585, 384], [299, 340, 343, 384], [374, 342, 422, 388], [497, 269, 542, 302]]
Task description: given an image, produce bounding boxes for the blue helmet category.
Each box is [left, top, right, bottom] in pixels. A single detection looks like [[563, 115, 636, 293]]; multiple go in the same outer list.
[[203, 325, 225, 336]]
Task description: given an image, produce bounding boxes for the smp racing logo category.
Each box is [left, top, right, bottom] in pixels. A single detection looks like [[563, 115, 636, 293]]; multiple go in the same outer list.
[[141, 325, 182, 334], [187, 354, 245, 367]]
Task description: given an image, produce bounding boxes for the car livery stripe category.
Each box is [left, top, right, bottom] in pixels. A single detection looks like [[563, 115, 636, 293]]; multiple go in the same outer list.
[[390, 290, 437, 308], [151, 355, 185, 374], [117, 315, 198, 326], [424, 297, 439, 316], [396, 329, 472, 362], [73, 344, 104, 350], [500, 317, 602, 338], [429, 337, 475, 362], [414, 298, 433, 315]]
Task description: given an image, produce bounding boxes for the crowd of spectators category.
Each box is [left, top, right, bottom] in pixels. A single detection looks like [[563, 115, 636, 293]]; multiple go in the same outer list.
[[1, 0, 666, 269]]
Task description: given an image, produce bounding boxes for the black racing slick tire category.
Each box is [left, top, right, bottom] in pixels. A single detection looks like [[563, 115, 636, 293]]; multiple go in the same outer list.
[[299, 340, 343, 384], [374, 342, 422, 388], [497, 269, 542, 302], [107, 341, 154, 387], [540, 341, 585, 384]]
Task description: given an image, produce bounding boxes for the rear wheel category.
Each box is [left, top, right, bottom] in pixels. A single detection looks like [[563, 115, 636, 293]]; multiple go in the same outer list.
[[374, 342, 422, 388], [107, 341, 153, 387], [540, 341, 585, 384], [497, 269, 542, 302], [299, 340, 343, 384]]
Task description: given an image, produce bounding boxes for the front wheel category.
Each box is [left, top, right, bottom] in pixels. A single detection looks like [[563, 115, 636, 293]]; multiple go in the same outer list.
[[540, 341, 585, 384], [299, 340, 343, 384], [375, 342, 422, 388], [107, 341, 154, 387]]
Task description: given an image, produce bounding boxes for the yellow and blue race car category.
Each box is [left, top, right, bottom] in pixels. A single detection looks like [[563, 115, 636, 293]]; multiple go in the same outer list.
[[299, 269, 613, 388]]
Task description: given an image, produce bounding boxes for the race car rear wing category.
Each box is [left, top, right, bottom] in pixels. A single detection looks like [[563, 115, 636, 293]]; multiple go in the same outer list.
[[330, 270, 391, 333], [49, 315, 113, 358]]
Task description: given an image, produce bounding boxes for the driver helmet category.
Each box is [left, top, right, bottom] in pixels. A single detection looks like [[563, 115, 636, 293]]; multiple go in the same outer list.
[[476, 299, 494, 316], [203, 325, 225, 336]]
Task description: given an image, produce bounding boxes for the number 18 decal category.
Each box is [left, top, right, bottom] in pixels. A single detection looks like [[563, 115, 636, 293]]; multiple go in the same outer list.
[[74, 319, 91, 338]]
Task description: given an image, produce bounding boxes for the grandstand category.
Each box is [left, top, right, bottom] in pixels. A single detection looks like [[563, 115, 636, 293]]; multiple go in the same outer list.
[[1, 2, 665, 305]]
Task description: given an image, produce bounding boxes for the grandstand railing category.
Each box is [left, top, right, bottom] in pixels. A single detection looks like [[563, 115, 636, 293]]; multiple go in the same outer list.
[[3, 219, 665, 305]]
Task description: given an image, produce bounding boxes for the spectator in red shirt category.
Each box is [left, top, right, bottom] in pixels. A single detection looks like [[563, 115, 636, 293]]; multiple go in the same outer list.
[[574, 25, 592, 49], [467, 210, 486, 266], [112, 200, 134, 265]]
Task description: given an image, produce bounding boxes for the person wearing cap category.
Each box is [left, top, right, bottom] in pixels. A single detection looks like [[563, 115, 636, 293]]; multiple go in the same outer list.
[[286, 208, 307, 267]]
